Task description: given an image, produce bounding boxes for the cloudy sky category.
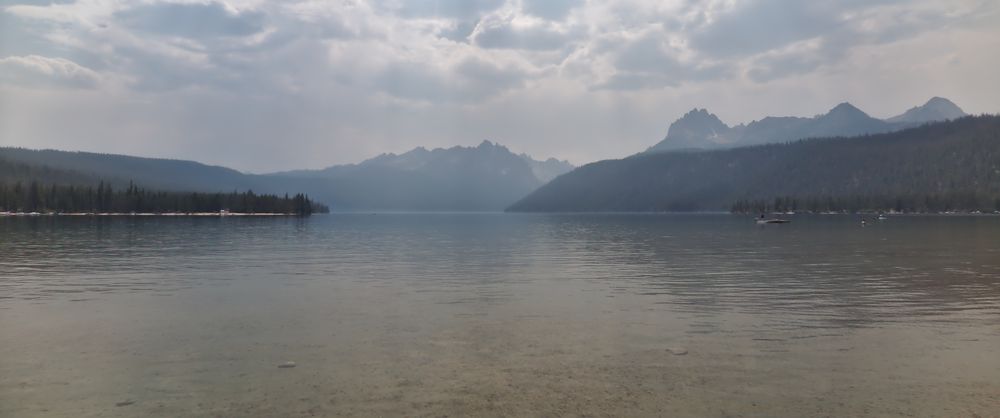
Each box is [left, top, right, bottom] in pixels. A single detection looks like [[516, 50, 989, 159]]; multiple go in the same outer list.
[[1, 0, 998, 172]]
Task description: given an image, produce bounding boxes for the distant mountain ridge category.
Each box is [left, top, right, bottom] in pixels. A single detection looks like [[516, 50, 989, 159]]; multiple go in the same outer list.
[[519, 154, 575, 183], [647, 97, 968, 153], [509, 115, 1000, 213], [277, 141, 573, 183], [1, 141, 573, 212], [271, 141, 574, 211]]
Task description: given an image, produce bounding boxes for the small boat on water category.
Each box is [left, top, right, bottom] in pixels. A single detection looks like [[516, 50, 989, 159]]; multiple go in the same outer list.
[[756, 218, 791, 224]]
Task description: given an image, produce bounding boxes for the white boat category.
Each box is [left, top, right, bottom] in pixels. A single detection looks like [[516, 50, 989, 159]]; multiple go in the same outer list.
[[756, 218, 791, 224]]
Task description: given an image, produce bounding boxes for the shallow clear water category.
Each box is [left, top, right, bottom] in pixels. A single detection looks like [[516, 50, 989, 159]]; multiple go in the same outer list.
[[1, 214, 999, 417]]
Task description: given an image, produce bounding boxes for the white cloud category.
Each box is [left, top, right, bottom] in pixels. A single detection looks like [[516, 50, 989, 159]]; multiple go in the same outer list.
[[0, 0, 998, 172], [471, 15, 579, 51], [0, 54, 102, 88]]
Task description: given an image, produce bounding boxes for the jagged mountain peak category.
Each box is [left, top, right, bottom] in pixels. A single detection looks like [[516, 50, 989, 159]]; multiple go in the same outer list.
[[645, 107, 733, 153], [643, 97, 969, 155], [474, 140, 513, 153], [679, 108, 723, 121], [518, 153, 574, 183], [671, 108, 729, 132]]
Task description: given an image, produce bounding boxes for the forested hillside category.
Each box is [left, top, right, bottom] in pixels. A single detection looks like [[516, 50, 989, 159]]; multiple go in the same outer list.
[[0, 148, 252, 190], [0, 147, 341, 206], [508, 116, 1000, 213], [0, 156, 101, 186]]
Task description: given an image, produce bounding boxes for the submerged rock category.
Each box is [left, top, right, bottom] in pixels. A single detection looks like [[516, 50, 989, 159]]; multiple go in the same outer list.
[[666, 347, 688, 356]]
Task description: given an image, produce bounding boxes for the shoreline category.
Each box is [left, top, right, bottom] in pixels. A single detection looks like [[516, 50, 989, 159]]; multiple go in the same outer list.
[[732, 211, 1000, 216], [4, 211, 998, 217], [0, 212, 303, 217]]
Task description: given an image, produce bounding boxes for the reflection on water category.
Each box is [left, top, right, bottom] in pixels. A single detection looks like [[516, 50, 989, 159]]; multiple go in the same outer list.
[[1, 214, 999, 417]]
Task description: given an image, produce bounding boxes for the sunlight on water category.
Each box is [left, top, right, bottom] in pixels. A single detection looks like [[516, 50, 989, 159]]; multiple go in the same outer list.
[[1, 214, 999, 416]]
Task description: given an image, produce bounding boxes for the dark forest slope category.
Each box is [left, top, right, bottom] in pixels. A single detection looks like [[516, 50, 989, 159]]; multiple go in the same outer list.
[[0, 148, 339, 205], [508, 116, 1000, 212]]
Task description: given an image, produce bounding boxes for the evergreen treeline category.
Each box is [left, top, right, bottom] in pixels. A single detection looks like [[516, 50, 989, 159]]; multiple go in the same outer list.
[[731, 194, 1000, 214], [509, 115, 1000, 213], [0, 181, 328, 215], [1, 148, 341, 209]]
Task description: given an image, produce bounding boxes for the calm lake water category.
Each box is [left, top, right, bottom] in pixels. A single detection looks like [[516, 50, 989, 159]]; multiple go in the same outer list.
[[1, 214, 998, 417]]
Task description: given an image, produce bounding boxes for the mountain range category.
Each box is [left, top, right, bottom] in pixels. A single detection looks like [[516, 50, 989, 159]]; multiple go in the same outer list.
[[646, 97, 967, 153], [509, 115, 1000, 212], [269, 141, 573, 211], [2, 96, 988, 213], [0, 141, 573, 212]]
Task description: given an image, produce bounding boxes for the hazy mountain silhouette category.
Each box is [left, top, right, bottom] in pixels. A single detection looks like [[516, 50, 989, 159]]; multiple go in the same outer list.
[[646, 109, 736, 153], [509, 116, 1000, 212], [647, 98, 967, 152], [272, 141, 574, 211], [2, 141, 573, 212], [886, 97, 967, 124], [519, 154, 575, 183]]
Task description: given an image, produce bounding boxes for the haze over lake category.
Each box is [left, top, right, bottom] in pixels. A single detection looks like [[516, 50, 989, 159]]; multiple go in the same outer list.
[[2, 214, 998, 417], [4, 1, 999, 417]]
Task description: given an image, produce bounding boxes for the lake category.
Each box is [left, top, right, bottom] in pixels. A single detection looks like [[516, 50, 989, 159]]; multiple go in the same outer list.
[[1, 214, 998, 417]]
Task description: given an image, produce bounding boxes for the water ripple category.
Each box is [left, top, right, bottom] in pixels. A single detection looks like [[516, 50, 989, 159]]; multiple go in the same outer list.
[[2, 214, 999, 329]]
